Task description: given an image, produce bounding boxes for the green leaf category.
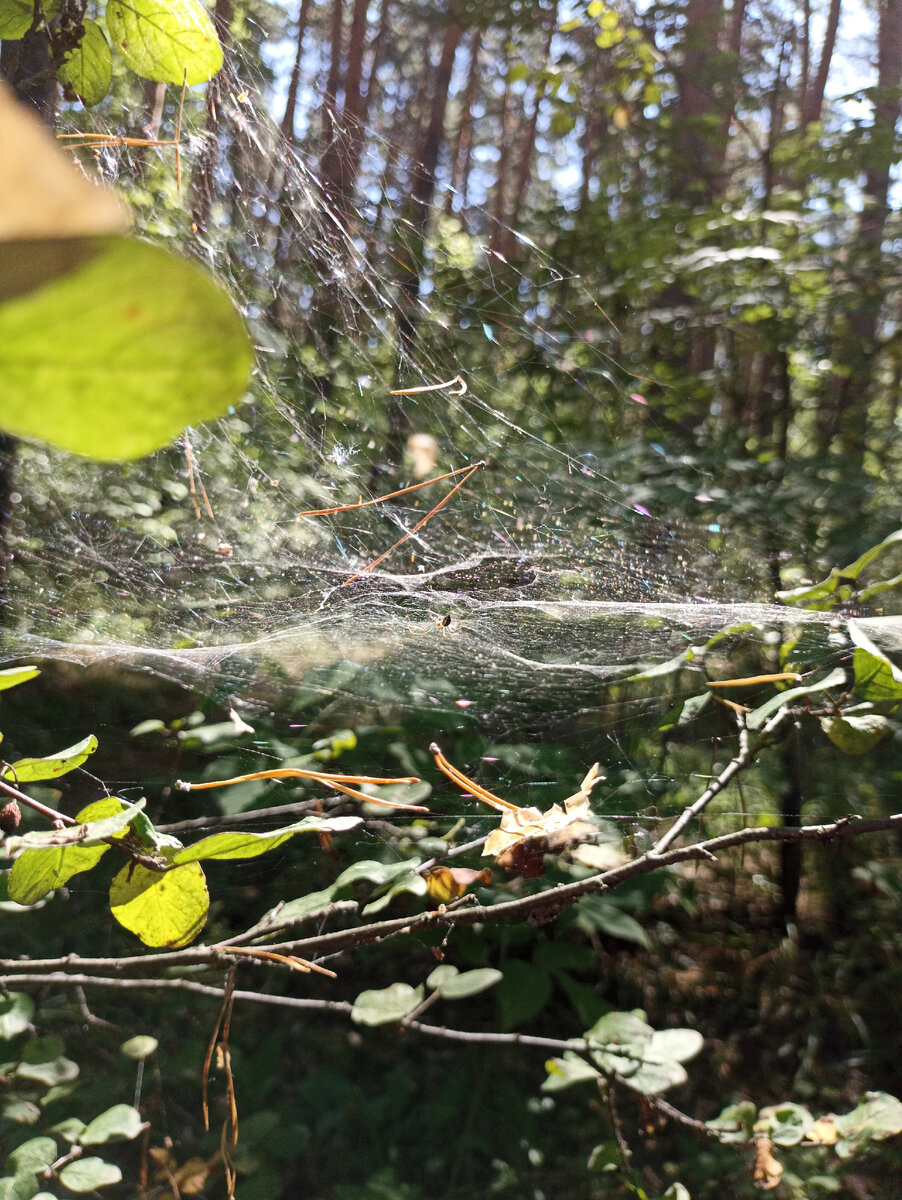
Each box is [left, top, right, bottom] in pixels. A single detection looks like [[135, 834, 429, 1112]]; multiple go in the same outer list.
[[5, 799, 145, 857], [333, 858, 423, 889], [6, 798, 134, 903], [852, 648, 902, 703], [760, 1102, 814, 1146], [361, 870, 427, 914], [706, 1100, 757, 1143], [820, 713, 890, 754], [58, 1158, 122, 1192], [8, 843, 108, 904], [0, 237, 252, 461], [2, 1101, 41, 1125], [259, 885, 341, 928], [647, 1028, 703, 1064], [772, 532, 902, 609], [119, 1035, 158, 1060], [0, 993, 34, 1039], [171, 815, 361, 864], [496, 960, 553, 1029], [617, 1056, 688, 1095], [105, 0, 223, 84], [849, 617, 902, 675], [57, 20, 112, 106], [627, 646, 699, 682], [659, 691, 711, 731], [15, 1055, 79, 1087], [746, 668, 847, 730], [0, 666, 39, 692], [834, 1091, 902, 1158], [542, 1051, 600, 1092], [80, 1104, 144, 1145], [7, 1138, 56, 1175], [51, 1118, 85, 1143], [350, 983, 424, 1026], [425, 965, 503, 999], [1, 735, 97, 783], [21, 1035, 64, 1063], [0, 1175, 40, 1200], [0, 0, 36, 38], [109, 860, 209, 947], [574, 895, 651, 947]]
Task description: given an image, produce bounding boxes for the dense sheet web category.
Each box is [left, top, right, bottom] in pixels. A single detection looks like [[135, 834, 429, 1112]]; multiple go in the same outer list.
[[1, 68, 839, 830]]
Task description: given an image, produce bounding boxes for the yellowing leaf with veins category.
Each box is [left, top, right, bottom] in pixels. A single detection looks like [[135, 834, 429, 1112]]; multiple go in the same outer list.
[[110, 861, 208, 947]]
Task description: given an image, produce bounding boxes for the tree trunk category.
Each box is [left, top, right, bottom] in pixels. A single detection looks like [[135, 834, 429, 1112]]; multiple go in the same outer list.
[[830, 0, 902, 464], [320, 0, 368, 202], [280, 0, 313, 141], [672, 0, 727, 202], [388, 10, 462, 470], [800, 0, 841, 127], [321, 0, 344, 158], [497, 2, 559, 258], [191, 0, 233, 231], [446, 28, 481, 212]]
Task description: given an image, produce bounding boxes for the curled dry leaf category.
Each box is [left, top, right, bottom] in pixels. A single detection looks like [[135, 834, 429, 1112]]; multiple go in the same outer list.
[[430, 746, 604, 877], [805, 1116, 838, 1145], [424, 865, 491, 902], [752, 1136, 783, 1190]]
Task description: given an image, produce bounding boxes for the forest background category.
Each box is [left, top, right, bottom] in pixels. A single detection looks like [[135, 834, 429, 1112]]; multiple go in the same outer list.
[[2, 0, 902, 1196]]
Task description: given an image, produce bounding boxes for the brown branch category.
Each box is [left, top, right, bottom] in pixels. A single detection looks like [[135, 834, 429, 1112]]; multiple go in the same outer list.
[[4, 814, 902, 983], [650, 708, 790, 855], [0, 775, 74, 826]]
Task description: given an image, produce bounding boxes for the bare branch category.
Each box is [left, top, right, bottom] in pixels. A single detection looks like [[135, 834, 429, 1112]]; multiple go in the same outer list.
[[651, 708, 790, 855], [0, 776, 74, 826], [3, 812, 901, 983]]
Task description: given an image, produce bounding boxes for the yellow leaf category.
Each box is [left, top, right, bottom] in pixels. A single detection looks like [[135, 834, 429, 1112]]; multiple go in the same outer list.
[[110, 861, 209, 948], [752, 1137, 783, 1189], [805, 1116, 838, 1145], [424, 865, 490, 902]]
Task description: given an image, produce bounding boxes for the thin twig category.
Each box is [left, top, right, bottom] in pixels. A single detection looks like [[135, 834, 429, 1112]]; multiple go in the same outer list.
[[0, 776, 74, 826], [175, 767, 428, 812], [651, 708, 790, 856], [390, 375, 467, 396], [298, 462, 479, 517], [342, 461, 485, 586], [3, 812, 900, 980], [185, 434, 214, 520]]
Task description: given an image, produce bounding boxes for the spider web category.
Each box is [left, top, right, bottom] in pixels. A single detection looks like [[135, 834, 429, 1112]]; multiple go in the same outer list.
[[0, 49, 840, 831]]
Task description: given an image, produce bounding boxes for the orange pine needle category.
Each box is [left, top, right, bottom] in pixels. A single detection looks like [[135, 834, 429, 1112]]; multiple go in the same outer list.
[[706, 673, 801, 688], [176, 767, 428, 812], [219, 945, 336, 978], [343, 460, 484, 585], [429, 743, 520, 812], [298, 462, 478, 517]]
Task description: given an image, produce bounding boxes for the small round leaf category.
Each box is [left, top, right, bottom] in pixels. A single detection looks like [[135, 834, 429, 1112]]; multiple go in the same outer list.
[[58, 1157, 122, 1193], [0, 993, 34, 1039], [119, 1035, 158, 1060], [80, 1104, 144, 1145], [351, 983, 424, 1027]]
